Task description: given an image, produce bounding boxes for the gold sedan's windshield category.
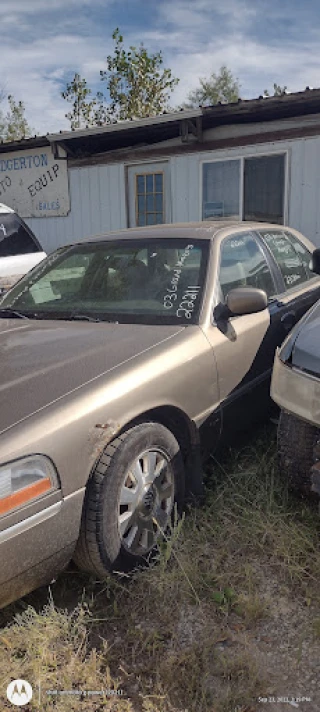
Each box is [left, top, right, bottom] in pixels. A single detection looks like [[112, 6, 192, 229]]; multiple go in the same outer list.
[[1, 238, 209, 325]]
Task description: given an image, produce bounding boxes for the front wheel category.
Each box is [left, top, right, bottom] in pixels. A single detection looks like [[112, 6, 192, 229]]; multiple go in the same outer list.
[[73, 422, 185, 577]]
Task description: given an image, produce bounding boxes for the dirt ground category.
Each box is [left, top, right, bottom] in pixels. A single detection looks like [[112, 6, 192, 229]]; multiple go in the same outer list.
[[0, 423, 319, 712]]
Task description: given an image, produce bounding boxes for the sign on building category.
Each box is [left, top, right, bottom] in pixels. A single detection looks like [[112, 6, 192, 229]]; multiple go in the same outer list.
[[0, 146, 70, 218]]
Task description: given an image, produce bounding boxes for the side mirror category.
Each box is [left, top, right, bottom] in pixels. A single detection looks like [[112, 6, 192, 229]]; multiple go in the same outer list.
[[227, 287, 268, 315], [310, 248, 320, 275], [214, 287, 268, 321]]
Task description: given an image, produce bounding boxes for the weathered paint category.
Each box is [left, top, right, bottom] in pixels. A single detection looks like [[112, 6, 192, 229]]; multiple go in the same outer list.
[[0, 146, 70, 218], [25, 134, 320, 252], [26, 163, 126, 253]]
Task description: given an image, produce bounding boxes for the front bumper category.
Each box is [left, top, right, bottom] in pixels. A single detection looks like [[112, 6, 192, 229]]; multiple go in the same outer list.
[[0, 488, 85, 609], [271, 349, 320, 428]]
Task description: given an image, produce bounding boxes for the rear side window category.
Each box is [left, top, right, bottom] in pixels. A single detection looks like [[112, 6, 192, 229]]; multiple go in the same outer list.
[[258, 230, 312, 290], [219, 232, 276, 300], [284, 231, 315, 280], [0, 214, 41, 257]]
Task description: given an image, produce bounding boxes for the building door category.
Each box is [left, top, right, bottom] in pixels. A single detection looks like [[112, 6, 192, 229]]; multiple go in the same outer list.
[[127, 162, 171, 227]]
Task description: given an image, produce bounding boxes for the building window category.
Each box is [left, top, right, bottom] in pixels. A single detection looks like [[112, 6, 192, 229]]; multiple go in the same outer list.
[[136, 173, 164, 226], [244, 155, 285, 222], [203, 160, 240, 220], [202, 154, 286, 224]]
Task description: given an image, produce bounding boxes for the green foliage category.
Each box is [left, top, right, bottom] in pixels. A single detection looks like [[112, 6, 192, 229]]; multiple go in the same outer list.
[[62, 29, 179, 128], [0, 94, 32, 142], [60, 29, 291, 131], [100, 28, 179, 120], [263, 83, 287, 97], [211, 586, 237, 610], [183, 65, 240, 108], [61, 73, 107, 130]]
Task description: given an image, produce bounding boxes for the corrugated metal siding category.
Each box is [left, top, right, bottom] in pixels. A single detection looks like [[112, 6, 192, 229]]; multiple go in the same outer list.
[[171, 155, 199, 223], [287, 139, 304, 233], [25, 163, 126, 253], [171, 136, 320, 245], [25, 134, 320, 252], [290, 138, 320, 243]]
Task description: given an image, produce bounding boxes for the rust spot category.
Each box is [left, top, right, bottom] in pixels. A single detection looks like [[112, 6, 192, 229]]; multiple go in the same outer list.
[[95, 421, 120, 434], [88, 421, 121, 462]]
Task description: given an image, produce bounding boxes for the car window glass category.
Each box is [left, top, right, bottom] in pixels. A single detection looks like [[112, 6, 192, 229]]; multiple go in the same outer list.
[[0, 214, 41, 256], [30, 252, 94, 303], [284, 231, 315, 280], [218, 233, 276, 301], [27, 246, 203, 306], [3, 239, 208, 325], [257, 230, 309, 290]]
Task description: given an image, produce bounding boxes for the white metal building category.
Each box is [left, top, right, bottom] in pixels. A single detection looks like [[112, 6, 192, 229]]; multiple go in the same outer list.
[[2, 88, 320, 252]]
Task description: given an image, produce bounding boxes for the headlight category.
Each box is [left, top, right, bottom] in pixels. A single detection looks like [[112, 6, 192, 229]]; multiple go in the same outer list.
[[0, 455, 59, 516]]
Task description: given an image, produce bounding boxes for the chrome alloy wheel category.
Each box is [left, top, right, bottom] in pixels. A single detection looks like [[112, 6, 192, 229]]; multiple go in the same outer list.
[[118, 449, 174, 555]]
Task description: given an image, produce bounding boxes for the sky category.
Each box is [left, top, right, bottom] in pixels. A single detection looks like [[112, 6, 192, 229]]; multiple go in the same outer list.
[[2, 0, 320, 135]]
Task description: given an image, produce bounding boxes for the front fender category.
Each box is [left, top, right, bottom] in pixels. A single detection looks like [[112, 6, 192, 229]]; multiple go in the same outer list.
[[0, 328, 218, 496]]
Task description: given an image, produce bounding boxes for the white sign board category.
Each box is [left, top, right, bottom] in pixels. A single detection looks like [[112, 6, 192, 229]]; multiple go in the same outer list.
[[0, 146, 70, 218]]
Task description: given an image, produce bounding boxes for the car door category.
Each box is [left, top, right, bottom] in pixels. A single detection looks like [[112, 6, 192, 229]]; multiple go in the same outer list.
[[204, 230, 303, 436]]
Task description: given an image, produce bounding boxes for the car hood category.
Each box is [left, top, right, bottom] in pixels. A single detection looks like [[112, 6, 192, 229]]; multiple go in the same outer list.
[[0, 319, 184, 433], [291, 300, 320, 375], [0, 252, 46, 279]]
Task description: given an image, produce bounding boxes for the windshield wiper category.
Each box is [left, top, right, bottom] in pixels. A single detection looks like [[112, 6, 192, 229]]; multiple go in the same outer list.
[[0, 308, 118, 323], [0, 308, 30, 319], [68, 313, 102, 322]]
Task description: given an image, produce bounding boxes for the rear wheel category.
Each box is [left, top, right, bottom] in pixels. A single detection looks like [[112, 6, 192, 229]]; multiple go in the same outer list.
[[277, 410, 319, 496], [73, 422, 185, 577]]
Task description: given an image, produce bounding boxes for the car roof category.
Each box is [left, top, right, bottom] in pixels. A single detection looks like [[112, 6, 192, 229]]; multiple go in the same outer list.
[[74, 221, 289, 245]]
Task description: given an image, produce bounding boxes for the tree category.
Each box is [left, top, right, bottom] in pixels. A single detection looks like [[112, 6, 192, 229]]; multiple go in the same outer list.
[[99, 28, 179, 120], [0, 95, 32, 142], [263, 83, 287, 97], [62, 31, 179, 127], [61, 73, 101, 129], [183, 66, 240, 108], [4, 95, 32, 141]]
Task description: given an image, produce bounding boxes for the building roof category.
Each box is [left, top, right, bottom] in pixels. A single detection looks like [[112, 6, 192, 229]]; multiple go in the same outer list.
[[1, 87, 320, 157]]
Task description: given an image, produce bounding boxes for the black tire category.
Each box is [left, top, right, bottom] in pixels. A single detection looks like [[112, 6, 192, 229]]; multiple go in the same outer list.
[[73, 422, 185, 577], [277, 410, 319, 496]]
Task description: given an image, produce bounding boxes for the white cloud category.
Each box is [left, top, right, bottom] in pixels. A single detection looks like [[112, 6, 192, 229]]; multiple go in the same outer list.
[[0, 0, 105, 15], [1, 0, 320, 135], [1, 31, 114, 133], [157, 1, 320, 104]]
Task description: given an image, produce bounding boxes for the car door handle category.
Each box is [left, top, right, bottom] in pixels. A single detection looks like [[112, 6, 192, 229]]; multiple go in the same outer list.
[[281, 311, 296, 331]]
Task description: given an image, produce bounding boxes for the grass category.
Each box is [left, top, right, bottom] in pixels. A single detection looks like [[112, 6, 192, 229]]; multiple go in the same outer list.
[[0, 422, 320, 711]]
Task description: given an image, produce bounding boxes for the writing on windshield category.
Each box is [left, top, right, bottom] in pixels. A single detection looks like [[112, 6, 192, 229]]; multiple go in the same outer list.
[[1, 238, 208, 325]]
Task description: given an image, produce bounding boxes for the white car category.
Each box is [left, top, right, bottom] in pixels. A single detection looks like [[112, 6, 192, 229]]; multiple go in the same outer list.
[[0, 203, 46, 294]]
